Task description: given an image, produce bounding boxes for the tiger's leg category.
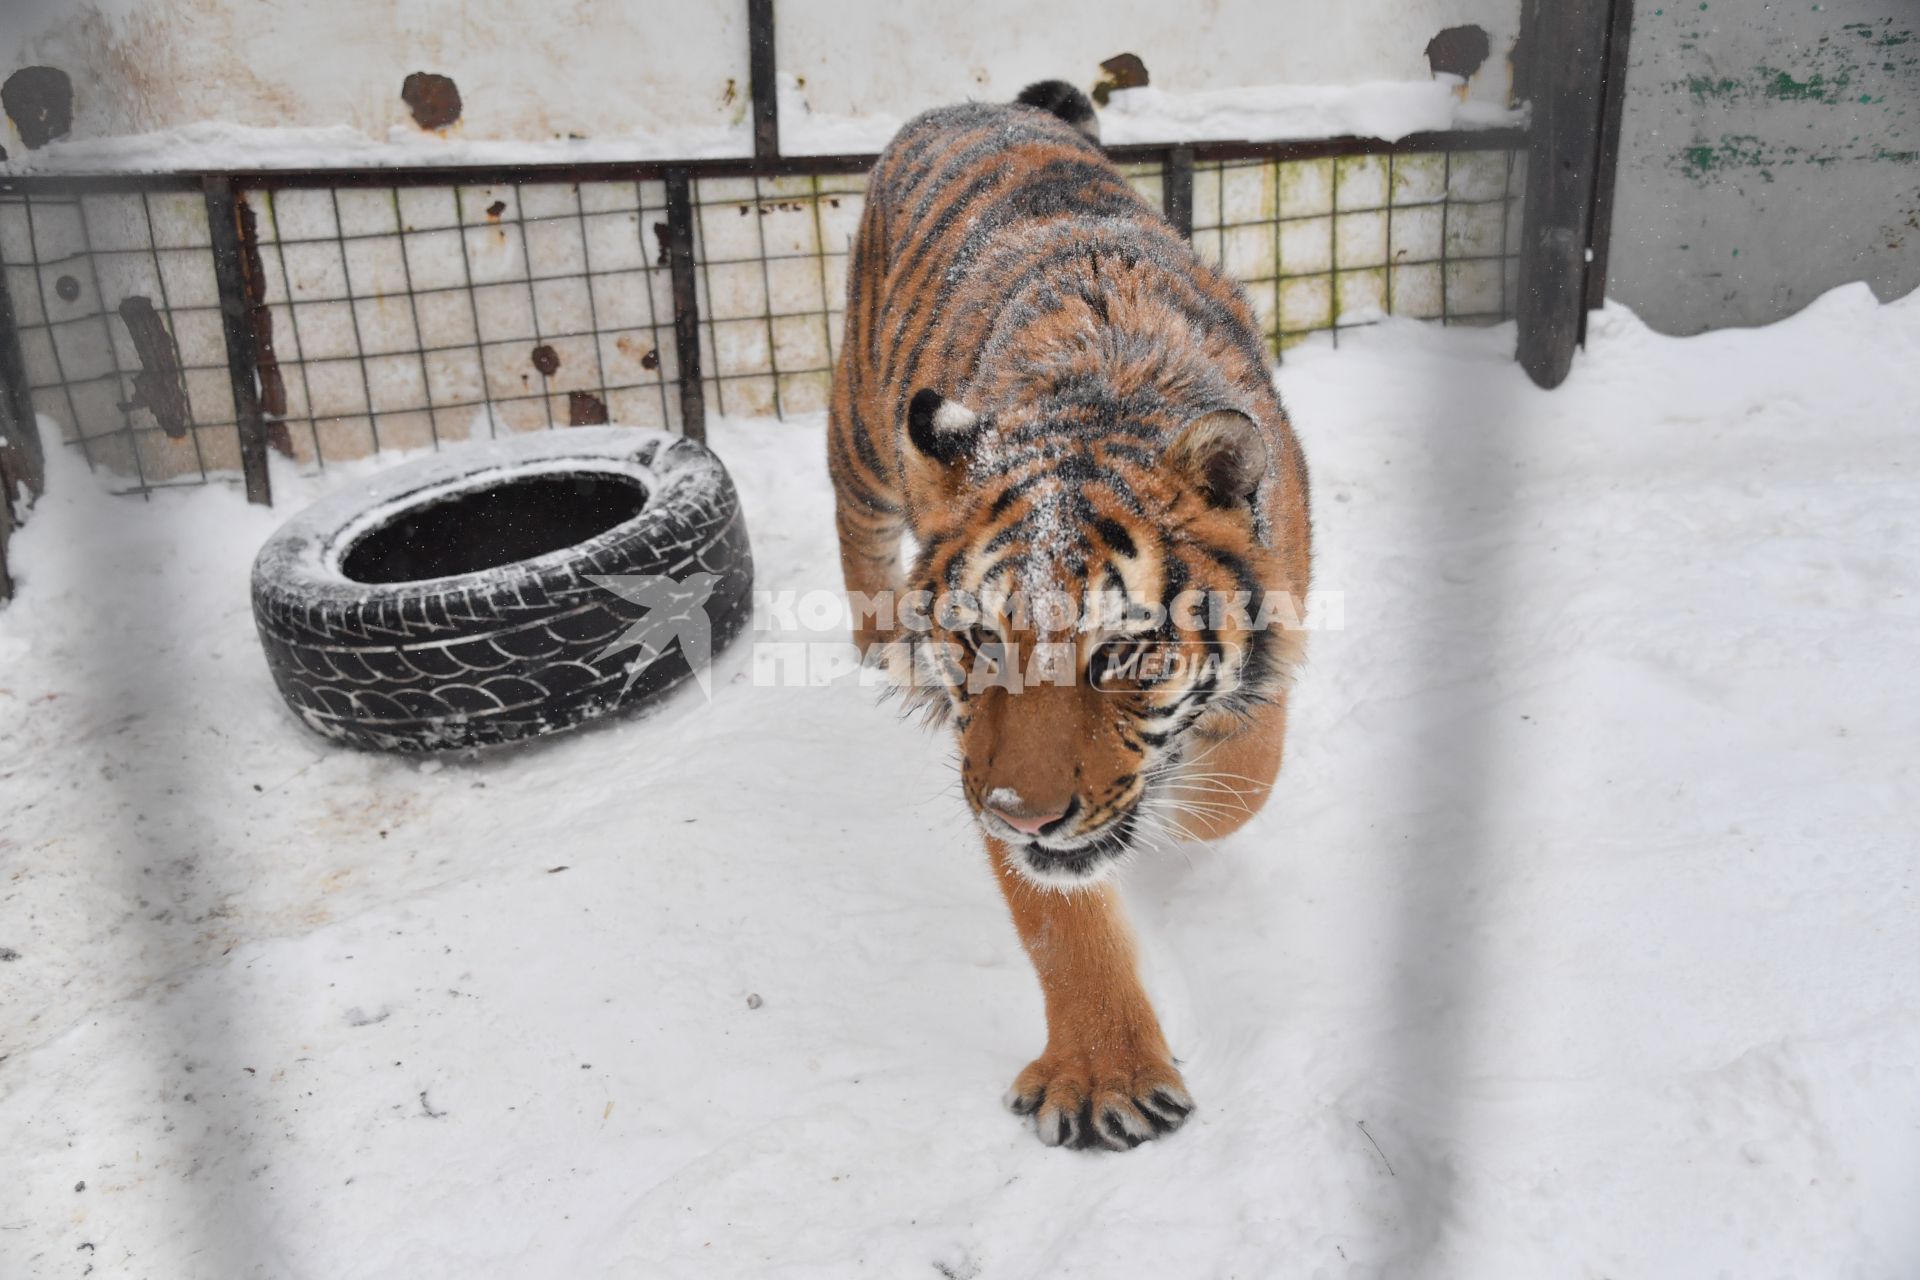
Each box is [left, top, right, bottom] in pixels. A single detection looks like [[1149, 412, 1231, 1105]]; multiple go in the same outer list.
[[831, 490, 903, 657], [1167, 691, 1290, 842], [827, 382, 906, 657], [989, 837, 1194, 1150]]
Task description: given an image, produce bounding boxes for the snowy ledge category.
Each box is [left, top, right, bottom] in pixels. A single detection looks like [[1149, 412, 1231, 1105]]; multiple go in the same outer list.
[[778, 76, 1526, 156], [0, 122, 754, 177], [0, 80, 1524, 177]]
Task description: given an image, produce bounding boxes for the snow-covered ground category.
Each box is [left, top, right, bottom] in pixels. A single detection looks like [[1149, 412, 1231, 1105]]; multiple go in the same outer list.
[[2, 288, 1917, 1277]]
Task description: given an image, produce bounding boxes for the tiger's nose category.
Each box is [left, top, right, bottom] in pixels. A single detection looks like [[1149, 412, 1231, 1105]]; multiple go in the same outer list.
[[984, 789, 1074, 836]]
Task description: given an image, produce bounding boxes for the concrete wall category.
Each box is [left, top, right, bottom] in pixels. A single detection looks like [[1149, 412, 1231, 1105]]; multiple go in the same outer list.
[[1607, 0, 1920, 334], [2, 0, 1520, 163], [780, 0, 1521, 120]]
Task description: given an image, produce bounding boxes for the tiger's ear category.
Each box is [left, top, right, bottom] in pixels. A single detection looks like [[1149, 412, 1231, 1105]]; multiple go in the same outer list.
[[905, 388, 983, 475], [1168, 409, 1268, 511]]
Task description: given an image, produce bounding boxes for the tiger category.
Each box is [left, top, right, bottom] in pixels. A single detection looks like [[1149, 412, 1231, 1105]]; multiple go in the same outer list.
[[827, 80, 1312, 1151]]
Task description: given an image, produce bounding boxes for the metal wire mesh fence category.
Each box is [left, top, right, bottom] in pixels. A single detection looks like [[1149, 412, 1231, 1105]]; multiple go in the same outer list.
[[1190, 148, 1525, 350], [0, 137, 1524, 499], [0, 190, 236, 492]]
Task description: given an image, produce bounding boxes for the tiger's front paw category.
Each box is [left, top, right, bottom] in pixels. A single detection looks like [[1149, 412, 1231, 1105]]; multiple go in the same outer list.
[[1003, 1048, 1193, 1151]]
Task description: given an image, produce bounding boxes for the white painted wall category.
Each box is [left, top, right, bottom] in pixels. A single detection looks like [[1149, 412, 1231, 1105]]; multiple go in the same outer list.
[[780, 0, 1519, 119], [2, 0, 755, 161], [3, 0, 1519, 167]]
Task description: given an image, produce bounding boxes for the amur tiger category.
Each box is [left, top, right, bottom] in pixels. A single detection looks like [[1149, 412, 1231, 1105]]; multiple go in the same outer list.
[[827, 81, 1312, 1151]]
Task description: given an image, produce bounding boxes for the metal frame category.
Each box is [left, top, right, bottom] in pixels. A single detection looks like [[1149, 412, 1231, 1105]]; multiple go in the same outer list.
[[748, 0, 780, 163], [0, 126, 1532, 517], [0, 129, 1528, 479]]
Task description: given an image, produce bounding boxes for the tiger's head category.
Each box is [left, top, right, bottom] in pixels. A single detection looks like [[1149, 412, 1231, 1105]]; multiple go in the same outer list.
[[889, 388, 1306, 887]]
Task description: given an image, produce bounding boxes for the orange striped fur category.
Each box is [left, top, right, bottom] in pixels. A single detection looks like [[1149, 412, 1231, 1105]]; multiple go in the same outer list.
[[829, 85, 1311, 1150]]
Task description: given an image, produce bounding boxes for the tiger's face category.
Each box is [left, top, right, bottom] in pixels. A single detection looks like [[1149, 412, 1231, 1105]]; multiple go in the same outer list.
[[895, 391, 1300, 886]]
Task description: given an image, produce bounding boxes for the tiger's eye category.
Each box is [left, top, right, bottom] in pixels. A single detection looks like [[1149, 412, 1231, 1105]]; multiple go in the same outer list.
[[1088, 639, 1141, 688]]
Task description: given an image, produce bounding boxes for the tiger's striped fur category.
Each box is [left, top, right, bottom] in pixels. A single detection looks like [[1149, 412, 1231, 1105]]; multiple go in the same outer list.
[[828, 83, 1311, 1151]]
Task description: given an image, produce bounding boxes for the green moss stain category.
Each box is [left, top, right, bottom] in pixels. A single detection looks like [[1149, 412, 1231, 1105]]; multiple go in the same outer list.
[[1663, 10, 1919, 183], [1762, 66, 1848, 102], [1686, 75, 1743, 101], [1675, 135, 1787, 178], [1673, 133, 1919, 180]]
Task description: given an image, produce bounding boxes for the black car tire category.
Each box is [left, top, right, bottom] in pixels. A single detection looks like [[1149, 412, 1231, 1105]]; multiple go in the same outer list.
[[250, 427, 753, 752]]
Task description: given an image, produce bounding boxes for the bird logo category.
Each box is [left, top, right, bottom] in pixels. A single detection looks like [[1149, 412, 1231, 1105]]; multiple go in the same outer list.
[[588, 572, 719, 697]]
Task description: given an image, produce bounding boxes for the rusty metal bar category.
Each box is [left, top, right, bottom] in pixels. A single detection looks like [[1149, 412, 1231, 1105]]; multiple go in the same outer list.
[[1164, 144, 1194, 238], [1515, 0, 1616, 388], [0, 129, 1529, 197], [0, 258, 44, 501], [0, 258, 36, 600], [748, 0, 780, 162], [663, 170, 707, 444], [203, 175, 273, 505]]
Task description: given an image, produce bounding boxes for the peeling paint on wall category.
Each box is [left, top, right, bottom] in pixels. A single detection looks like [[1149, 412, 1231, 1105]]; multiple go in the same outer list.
[[1, 65, 72, 149], [1426, 25, 1492, 80], [400, 72, 462, 132], [115, 295, 190, 439]]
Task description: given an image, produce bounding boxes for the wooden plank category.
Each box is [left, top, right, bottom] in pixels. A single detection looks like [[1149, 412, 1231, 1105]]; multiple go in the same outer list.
[[1583, 0, 1637, 319], [748, 0, 779, 162], [1516, 0, 1622, 388], [203, 175, 273, 505], [1164, 144, 1194, 238], [664, 170, 707, 444]]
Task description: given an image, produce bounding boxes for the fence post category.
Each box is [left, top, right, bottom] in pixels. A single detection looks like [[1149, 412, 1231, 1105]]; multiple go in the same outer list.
[[0, 258, 44, 601], [748, 0, 779, 162], [664, 170, 707, 443], [1515, 0, 1632, 388], [203, 175, 273, 505], [1583, 0, 1636, 315], [1164, 144, 1194, 239]]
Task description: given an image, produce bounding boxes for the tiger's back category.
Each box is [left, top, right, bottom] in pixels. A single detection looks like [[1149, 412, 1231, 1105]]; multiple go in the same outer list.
[[828, 96, 1309, 615]]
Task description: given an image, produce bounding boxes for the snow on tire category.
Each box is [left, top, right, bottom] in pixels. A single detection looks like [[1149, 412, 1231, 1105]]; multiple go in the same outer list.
[[250, 427, 753, 752]]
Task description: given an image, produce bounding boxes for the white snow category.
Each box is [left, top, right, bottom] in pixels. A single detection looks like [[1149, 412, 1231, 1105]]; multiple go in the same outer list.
[[3, 286, 1918, 1275], [0, 121, 753, 176]]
